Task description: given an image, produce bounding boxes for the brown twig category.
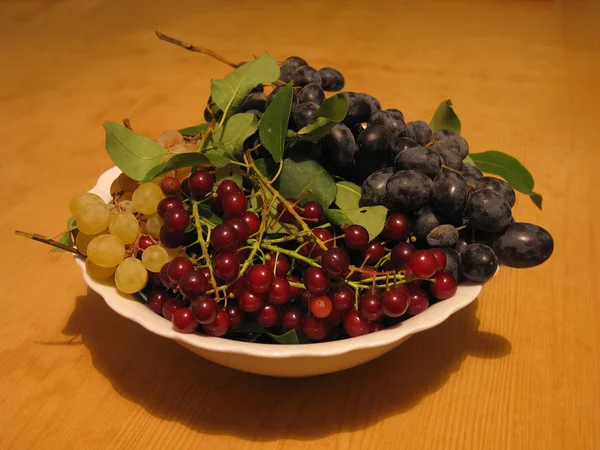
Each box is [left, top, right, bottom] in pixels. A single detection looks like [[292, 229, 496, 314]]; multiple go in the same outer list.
[[15, 231, 83, 255], [123, 118, 132, 130], [155, 31, 243, 68]]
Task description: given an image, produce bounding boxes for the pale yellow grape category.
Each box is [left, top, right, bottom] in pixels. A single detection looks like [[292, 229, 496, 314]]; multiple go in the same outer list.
[[160, 243, 180, 261], [146, 214, 163, 240], [76, 229, 108, 255], [77, 203, 110, 235], [119, 200, 134, 213], [109, 212, 139, 245], [132, 183, 164, 215], [156, 130, 183, 148], [115, 258, 148, 294], [87, 234, 125, 268], [85, 259, 116, 280], [141, 245, 170, 272], [69, 192, 105, 217]]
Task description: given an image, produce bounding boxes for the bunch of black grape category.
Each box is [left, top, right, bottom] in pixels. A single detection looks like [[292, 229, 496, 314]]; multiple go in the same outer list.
[[233, 55, 552, 284]]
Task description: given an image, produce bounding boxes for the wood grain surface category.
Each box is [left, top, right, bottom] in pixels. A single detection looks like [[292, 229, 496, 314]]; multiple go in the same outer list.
[[1, 0, 599, 448]]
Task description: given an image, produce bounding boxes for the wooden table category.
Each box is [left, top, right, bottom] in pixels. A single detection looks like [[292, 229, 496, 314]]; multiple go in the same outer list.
[[1, 0, 599, 448]]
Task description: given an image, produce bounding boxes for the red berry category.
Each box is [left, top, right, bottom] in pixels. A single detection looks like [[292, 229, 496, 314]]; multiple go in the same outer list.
[[216, 179, 241, 198], [303, 201, 324, 222], [370, 322, 385, 333], [310, 295, 333, 318], [221, 191, 247, 217], [307, 228, 334, 258], [358, 292, 384, 321], [162, 298, 186, 321], [159, 227, 185, 248], [277, 198, 300, 223], [382, 213, 411, 240], [159, 263, 177, 289], [147, 271, 164, 289], [258, 305, 281, 328], [227, 276, 246, 299], [138, 236, 155, 251], [265, 253, 291, 277], [226, 304, 244, 329], [300, 289, 311, 309], [362, 241, 385, 263], [408, 250, 437, 279], [359, 267, 378, 281], [407, 288, 430, 315], [213, 252, 240, 282], [331, 285, 354, 313], [160, 176, 181, 195], [179, 270, 209, 299], [391, 242, 415, 267], [188, 170, 214, 196], [172, 308, 198, 333], [381, 287, 410, 317], [303, 316, 328, 341], [157, 196, 184, 218], [162, 209, 190, 232], [198, 267, 212, 284], [321, 247, 350, 277], [430, 271, 457, 300], [240, 211, 260, 234], [303, 267, 330, 295], [269, 277, 292, 305], [203, 308, 230, 336], [343, 310, 370, 337], [288, 275, 303, 301], [190, 295, 218, 324], [224, 218, 250, 246], [167, 257, 194, 284], [211, 224, 238, 252], [325, 309, 343, 327], [146, 290, 168, 315], [429, 248, 447, 274], [344, 225, 370, 250], [246, 264, 274, 294], [403, 267, 423, 288], [281, 307, 304, 332], [238, 289, 265, 312]]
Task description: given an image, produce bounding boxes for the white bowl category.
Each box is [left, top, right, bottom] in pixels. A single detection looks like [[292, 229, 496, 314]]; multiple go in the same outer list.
[[74, 167, 483, 377]]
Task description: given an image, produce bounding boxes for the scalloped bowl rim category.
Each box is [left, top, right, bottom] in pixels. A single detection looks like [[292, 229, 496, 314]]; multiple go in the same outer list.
[[73, 166, 484, 359]]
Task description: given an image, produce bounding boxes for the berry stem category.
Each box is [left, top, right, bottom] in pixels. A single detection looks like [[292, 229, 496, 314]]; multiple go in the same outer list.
[[260, 242, 321, 268], [15, 230, 83, 255], [191, 201, 219, 299]]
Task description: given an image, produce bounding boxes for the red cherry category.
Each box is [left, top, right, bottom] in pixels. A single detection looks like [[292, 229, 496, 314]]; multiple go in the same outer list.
[[358, 292, 384, 321], [430, 272, 457, 300], [429, 248, 447, 274], [344, 225, 369, 250], [146, 291, 168, 315], [216, 180, 241, 197], [226, 304, 244, 329], [331, 285, 354, 313], [238, 290, 265, 312], [281, 307, 304, 332], [361, 241, 385, 263], [265, 253, 291, 277], [167, 257, 194, 284], [269, 277, 292, 305], [246, 264, 274, 294], [172, 308, 198, 333], [302, 201, 324, 222], [391, 242, 415, 267], [162, 298, 186, 321], [343, 310, 370, 337], [407, 288, 430, 315], [221, 191, 247, 217], [240, 211, 260, 234], [188, 170, 214, 196], [190, 296, 218, 324], [202, 309, 230, 336], [408, 250, 437, 279], [303, 316, 328, 341], [258, 305, 281, 328], [381, 287, 410, 317], [382, 213, 411, 240], [160, 176, 181, 195], [310, 295, 333, 318]]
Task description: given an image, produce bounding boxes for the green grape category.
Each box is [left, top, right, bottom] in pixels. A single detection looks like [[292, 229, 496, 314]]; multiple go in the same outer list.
[[87, 234, 125, 268], [77, 203, 110, 235], [69, 192, 105, 217], [109, 212, 139, 245], [141, 245, 170, 272], [76, 229, 108, 255], [132, 183, 164, 215], [85, 258, 116, 280], [115, 257, 148, 294], [145, 214, 163, 240], [119, 200, 134, 213]]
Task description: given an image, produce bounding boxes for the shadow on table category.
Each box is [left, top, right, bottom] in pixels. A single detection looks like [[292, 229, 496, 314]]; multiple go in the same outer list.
[[62, 288, 511, 440]]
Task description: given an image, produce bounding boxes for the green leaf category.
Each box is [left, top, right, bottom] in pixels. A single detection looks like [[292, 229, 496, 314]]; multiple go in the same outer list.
[[276, 156, 337, 207], [252, 158, 276, 179], [142, 153, 211, 182], [290, 93, 349, 142], [469, 150, 543, 209], [259, 82, 294, 162], [215, 163, 243, 188], [198, 203, 222, 225], [178, 123, 209, 137], [205, 149, 234, 168], [51, 217, 77, 253], [211, 53, 280, 114], [266, 329, 300, 345], [430, 99, 461, 134], [103, 122, 168, 181], [335, 181, 362, 209], [213, 113, 258, 154], [324, 205, 389, 240]]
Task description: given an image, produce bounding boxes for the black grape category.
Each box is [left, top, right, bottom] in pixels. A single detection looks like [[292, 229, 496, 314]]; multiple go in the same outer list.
[[466, 189, 512, 233], [368, 110, 408, 136], [391, 136, 419, 159], [342, 92, 371, 125], [386, 170, 432, 213], [394, 146, 442, 179], [361, 94, 382, 116], [412, 205, 444, 241], [433, 130, 469, 159], [441, 248, 462, 282], [298, 83, 325, 105], [236, 92, 267, 113], [493, 223, 554, 268], [321, 123, 358, 170], [462, 163, 483, 183], [318, 67, 345, 91], [407, 120, 433, 146], [430, 140, 463, 170], [431, 171, 469, 218], [459, 243, 498, 283], [360, 168, 394, 207], [293, 65, 322, 87], [475, 176, 516, 207], [292, 102, 319, 130], [357, 125, 393, 155], [280, 56, 307, 82], [286, 140, 322, 161]]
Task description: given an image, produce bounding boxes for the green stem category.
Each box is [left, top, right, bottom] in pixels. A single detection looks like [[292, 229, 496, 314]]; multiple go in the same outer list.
[[260, 242, 321, 268], [191, 201, 219, 298]]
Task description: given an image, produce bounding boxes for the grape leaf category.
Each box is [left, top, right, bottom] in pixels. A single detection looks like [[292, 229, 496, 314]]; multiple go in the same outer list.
[[104, 122, 168, 181], [469, 150, 543, 209], [215, 163, 243, 188], [430, 99, 461, 134], [276, 156, 337, 207], [266, 329, 300, 345], [178, 123, 209, 137], [51, 217, 77, 253], [204, 149, 235, 168], [463, 154, 475, 165], [212, 113, 258, 154], [334, 181, 362, 209], [324, 205, 388, 240], [142, 153, 211, 182], [289, 93, 348, 142], [259, 82, 294, 162], [211, 53, 279, 115], [252, 158, 276, 179]]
